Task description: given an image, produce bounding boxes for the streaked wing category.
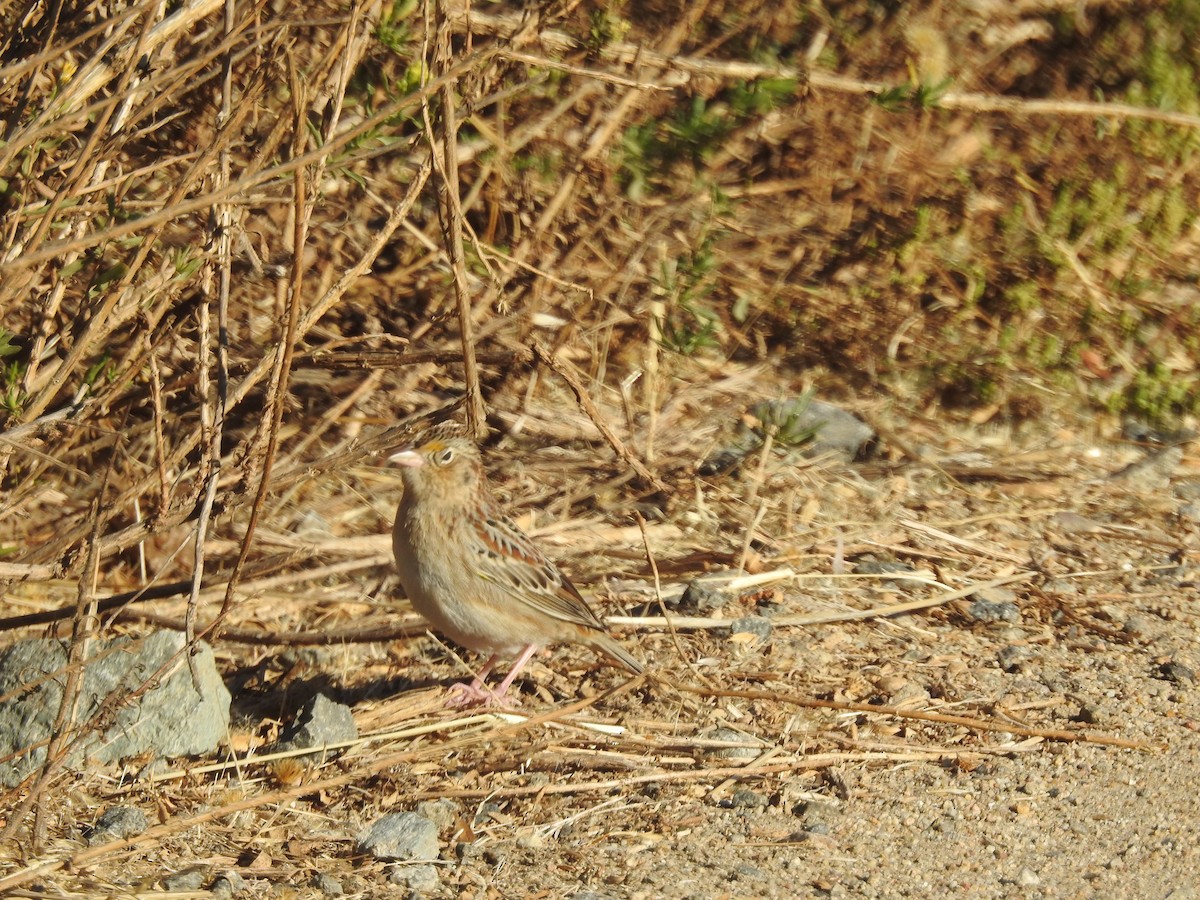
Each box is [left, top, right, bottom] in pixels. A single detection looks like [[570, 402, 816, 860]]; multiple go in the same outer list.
[[468, 510, 606, 631]]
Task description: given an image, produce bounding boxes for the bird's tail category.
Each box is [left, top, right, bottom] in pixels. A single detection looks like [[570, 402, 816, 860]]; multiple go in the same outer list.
[[590, 632, 644, 675]]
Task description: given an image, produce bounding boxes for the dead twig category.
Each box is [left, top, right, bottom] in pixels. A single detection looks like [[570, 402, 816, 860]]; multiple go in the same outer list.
[[530, 340, 670, 494]]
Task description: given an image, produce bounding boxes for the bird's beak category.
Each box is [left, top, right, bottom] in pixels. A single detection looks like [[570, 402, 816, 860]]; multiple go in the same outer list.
[[388, 449, 424, 468]]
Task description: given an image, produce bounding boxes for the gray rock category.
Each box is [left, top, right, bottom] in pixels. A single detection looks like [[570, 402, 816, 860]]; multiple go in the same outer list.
[[88, 806, 147, 845], [727, 615, 771, 642], [1156, 660, 1195, 684], [725, 788, 769, 809], [699, 726, 760, 760], [388, 862, 440, 891], [743, 398, 874, 461], [699, 396, 875, 474], [967, 596, 1021, 624], [162, 867, 207, 891], [1108, 446, 1182, 488], [210, 869, 246, 899], [357, 812, 439, 862], [414, 798, 460, 831], [0, 630, 231, 787], [313, 872, 344, 895], [998, 645, 1032, 673], [679, 577, 730, 614], [275, 693, 357, 756]]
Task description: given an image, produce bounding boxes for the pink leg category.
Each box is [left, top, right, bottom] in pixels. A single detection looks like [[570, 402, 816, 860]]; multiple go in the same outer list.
[[491, 644, 539, 700], [444, 645, 540, 708]]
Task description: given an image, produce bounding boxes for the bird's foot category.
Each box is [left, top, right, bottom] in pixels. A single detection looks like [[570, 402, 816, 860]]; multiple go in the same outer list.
[[444, 680, 518, 709]]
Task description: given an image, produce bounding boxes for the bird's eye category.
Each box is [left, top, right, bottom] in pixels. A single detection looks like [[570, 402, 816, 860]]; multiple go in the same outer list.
[[435, 447, 455, 465]]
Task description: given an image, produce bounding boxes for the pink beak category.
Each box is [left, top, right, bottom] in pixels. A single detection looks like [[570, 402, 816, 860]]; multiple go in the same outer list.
[[389, 449, 424, 468]]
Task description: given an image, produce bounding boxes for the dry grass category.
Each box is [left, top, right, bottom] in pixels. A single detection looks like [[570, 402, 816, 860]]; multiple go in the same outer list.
[[2, 0, 1199, 894]]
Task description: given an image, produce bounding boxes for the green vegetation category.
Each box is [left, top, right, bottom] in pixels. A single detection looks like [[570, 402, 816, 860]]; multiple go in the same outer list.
[[620, 77, 797, 197]]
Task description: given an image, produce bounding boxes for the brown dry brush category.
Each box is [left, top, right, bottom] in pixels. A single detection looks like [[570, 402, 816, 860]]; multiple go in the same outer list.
[[0, 0, 1195, 870]]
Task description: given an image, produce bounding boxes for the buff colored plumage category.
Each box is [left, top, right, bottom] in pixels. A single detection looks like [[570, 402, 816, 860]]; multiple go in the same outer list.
[[389, 424, 642, 705]]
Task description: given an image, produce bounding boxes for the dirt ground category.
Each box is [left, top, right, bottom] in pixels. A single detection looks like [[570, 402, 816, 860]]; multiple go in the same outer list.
[[2, 1, 1199, 896], [5, 400, 1197, 899]]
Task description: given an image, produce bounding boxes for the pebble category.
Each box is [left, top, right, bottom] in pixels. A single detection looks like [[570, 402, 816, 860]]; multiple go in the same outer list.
[[998, 645, 1032, 673], [723, 788, 768, 809], [967, 597, 1021, 624], [699, 727, 761, 760], [161, 867, 206, 892], [314, 872, 344, 895], [88, 806, 147, 845], [211, 870, 246, 899], [1016, 866, 1041, 886], [275, 693, 358, 756], [1156, 660, 1196, 684], [680, 577, 730, 614], [727, 615, 771, 642], [414, 798, 460, 831], [388, 862, 439, 891], [356, 812, 439, 862]]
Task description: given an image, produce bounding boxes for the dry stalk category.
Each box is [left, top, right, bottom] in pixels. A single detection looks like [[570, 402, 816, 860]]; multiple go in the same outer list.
[[530, 340, 669, 493], [681, 686, 1156, 751], [456, 9, 1200, 129]]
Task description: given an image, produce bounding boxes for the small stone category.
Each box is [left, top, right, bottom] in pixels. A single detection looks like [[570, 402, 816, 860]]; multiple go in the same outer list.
[[1016, 866, 1041, 886], [1073, 704, 1100, 725], [732, 862, 766, 880], [743, 398, 875, 462], [387, 862, 439, 891], [162, 867, 207, 892], [357, 812, 439, 862], [699, 727, 760, 760], [724, 789, 768, 809], [210, 869, 246, 899], [1156, 660, 1196, 684], [698, 448, 747, 476], [88, 806, 147, 845], [472, 800, 504, 827], [967, 594, 1021, 624], [997, 645, 1032, 673], [276, 693, 358, 757], [727, 615, 771, 642], [313, 872, 344, 895], [680, 578, 729, 614], [1108, 446, 1182, 488], [414, 798, 460, 831]]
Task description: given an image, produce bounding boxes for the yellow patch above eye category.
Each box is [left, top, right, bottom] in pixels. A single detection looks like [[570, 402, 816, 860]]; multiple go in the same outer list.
[[421, 439, 448, 453]]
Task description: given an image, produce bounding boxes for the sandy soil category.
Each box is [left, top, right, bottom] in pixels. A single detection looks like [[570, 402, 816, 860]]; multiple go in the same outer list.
[[6, 416, 1196, 899]]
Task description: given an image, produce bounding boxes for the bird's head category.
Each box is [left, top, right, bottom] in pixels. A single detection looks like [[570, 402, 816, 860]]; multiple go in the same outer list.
[[389, 423, 484, 505]]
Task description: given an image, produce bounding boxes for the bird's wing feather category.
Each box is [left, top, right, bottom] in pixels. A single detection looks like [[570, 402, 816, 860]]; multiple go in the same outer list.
[[468, 512, 607, 631]]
